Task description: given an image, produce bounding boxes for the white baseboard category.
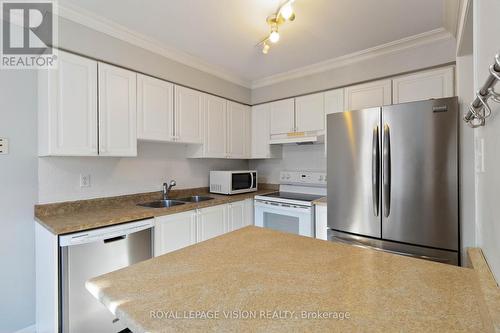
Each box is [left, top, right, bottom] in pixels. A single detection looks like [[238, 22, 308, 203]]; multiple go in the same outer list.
[[14, 324, 36, 333]]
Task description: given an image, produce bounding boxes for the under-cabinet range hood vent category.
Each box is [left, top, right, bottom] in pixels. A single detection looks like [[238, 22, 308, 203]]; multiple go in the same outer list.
[[270, 131, 325, 145]]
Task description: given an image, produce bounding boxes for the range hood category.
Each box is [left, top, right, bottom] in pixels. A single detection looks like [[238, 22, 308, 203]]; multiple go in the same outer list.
[[270, 131, 325, 145]]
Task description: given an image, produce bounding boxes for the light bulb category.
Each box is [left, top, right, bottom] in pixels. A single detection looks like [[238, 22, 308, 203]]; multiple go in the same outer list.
[[280, 3, 294, 21], [269, 30, 280, 43], [262, 43, 270, 54]]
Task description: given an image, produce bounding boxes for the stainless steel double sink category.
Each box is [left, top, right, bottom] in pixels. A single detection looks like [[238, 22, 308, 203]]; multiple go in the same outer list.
[[138, 195, 214, 208]]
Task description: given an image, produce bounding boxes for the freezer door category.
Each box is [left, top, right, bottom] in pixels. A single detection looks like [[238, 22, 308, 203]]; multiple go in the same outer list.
[[327, 107, 382, 238], [381, 97, 458, 250]]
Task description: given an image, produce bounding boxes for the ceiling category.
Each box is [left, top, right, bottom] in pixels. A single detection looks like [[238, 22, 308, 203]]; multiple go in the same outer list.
[[58, 0, 453, 86]]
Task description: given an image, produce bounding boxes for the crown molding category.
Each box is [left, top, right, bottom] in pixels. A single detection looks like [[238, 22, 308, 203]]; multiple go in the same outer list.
[[251, 28, 453, 89], [56, 3, 252, 88], [55, 4, 453, 92]]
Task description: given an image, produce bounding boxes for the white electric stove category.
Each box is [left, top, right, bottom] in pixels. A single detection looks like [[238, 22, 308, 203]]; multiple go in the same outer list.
[[254, 171, 326, 237]]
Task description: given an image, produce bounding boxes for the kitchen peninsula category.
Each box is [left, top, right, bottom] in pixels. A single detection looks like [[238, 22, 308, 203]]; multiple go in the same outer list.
[[86, 227, 495, 333]]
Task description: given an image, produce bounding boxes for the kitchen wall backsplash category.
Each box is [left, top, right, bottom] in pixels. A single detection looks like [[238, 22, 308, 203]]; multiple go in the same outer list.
[[249, 144, 326, 184], [38, 141, 249, 203]]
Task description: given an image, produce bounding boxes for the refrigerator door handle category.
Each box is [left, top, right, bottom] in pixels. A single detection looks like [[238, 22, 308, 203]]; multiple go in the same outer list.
[[372, 126, 380, 217], [383, 124, 391, 218]]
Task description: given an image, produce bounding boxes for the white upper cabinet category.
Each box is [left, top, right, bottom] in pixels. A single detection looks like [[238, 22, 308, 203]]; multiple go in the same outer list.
[[98, 63, 137, 156], [295, 92, 325, 132], [204, 94, 227, 158], [227, 101, 250, 159], [137, 74, 174, 142], [392, 67, 455, 104], [174, 86, 204, 143], [344, 79, 392, 110], [154, 211, 197, 257], [197, 205, 227, 241], [251, 103, 273, 158], [324, 88, 345, 114], [270, 98, 295, 134], [38, 50, 98, 156]]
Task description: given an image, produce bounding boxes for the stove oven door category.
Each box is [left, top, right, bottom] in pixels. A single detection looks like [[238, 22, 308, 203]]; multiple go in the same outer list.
[[254, 200, 314, 237]]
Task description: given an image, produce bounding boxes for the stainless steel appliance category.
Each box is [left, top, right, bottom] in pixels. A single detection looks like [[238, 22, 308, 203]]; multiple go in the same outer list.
[[255, 171, 326, 237], [327, 97, 459, 265], [59, 219, 154, 333], [210, 170, 257, 195]]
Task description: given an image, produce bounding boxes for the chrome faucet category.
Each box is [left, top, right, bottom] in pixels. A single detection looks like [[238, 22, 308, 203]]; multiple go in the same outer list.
[[162, 180, 176, 200]]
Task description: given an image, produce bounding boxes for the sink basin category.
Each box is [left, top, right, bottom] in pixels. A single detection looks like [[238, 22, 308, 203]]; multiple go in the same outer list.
[[177, 195, 215, 203], [138, 200, 186, 208]]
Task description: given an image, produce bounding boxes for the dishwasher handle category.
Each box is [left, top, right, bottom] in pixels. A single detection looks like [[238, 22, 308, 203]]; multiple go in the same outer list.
[[104, 235, 127, 243]]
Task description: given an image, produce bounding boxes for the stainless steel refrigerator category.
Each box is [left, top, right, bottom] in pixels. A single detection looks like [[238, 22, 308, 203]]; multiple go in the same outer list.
[[327, 97, 459, 265]]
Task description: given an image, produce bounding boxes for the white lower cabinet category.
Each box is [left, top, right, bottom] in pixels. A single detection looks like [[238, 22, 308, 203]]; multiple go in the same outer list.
[[315, 204, 328, 241], [154, 211, 197, 256], [197, 204, 228, 241], [154, 200, 254, 256]]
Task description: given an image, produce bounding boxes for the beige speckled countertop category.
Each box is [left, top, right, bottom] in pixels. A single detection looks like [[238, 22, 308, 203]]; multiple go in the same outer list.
[[86, 227, 494, 333], [35, 186, 277, 235], [313, 196, 327, 206], [468, 248, 500, 332]]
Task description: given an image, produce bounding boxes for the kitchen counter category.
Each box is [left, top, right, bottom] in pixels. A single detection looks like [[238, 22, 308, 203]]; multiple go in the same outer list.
[[35, 186, 277, 235], [313, 196, 327, 206], [467, 248, 500, 332], [86, 227, 494, 333]]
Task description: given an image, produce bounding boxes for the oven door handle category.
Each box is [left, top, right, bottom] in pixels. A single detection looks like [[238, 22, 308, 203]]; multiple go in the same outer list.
[[254, 200, 311, 212]]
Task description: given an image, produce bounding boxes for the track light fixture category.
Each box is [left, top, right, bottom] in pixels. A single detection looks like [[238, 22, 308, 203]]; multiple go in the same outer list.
[[257, 0, 296, 54]]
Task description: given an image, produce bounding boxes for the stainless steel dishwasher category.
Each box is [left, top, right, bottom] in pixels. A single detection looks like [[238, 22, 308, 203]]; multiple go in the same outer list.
[[59, 219, 154, 333]]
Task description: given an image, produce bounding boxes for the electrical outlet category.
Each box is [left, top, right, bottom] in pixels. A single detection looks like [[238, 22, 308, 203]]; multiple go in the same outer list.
[[0, 138, 8, 155], [80, 174, 91, 188]]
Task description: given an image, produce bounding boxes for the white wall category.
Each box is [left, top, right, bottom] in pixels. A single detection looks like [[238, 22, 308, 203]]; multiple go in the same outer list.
[[0, 71, 38, 331], [39, 142, 248, 203], [456, 54, 476, 262], [473, 0, 500, 281], [250, 144, 326, 184]]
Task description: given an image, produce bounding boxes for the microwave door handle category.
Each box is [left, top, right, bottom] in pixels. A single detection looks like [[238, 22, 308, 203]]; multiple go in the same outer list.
[[250, 172, 254, 189]]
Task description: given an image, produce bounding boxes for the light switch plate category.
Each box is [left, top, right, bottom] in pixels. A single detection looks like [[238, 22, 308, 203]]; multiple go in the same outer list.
[[0, 138, 8, 155]]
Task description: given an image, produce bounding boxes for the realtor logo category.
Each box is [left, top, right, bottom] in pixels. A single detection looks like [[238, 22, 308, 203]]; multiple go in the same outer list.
[[1, 0, 57, 69]]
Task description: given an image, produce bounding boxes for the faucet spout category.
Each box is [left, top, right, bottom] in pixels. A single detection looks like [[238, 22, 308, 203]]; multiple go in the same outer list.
[[162, 180, 177, 200]]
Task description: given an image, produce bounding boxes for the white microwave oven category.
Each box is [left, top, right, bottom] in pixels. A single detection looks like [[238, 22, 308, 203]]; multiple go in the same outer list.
[[210, 170, 258, 195]]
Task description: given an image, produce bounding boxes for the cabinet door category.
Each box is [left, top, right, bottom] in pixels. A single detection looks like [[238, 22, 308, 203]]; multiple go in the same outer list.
[[392, 67, 454, 104], [324, 88, 345, 114], [344, 79, 391, 110], [270, 98, 295, 134], [39, 50, 98, 156], [251, 104, 271, 158], [154, 211, 197, 256], [244, 198, 254, 226], [228, 201, 246, 232], [204, 95, 227, 157], [324, 88, 345, 155], [197, 205, 227, 241], [295, 93, 325, 132], [174, 85, 203, 143], [315, 205, 328, 240], [137, 74, 174, 142], [98, 63, 137, 156], [227, 101, 250, 159]]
